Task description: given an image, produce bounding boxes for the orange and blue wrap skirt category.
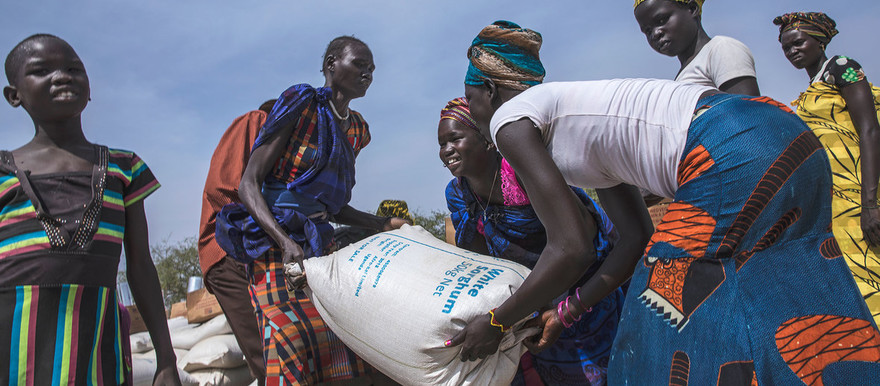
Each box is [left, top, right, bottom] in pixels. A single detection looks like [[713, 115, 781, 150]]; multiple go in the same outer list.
[[608, 94, 880, 385]]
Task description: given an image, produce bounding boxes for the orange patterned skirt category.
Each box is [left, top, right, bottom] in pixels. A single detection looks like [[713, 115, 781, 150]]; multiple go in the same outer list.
[[249, 249, 373, 385], [608, 94, 880, 385]]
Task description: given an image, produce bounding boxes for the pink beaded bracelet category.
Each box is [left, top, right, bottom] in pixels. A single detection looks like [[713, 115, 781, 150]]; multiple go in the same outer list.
[[565, 296, 582, 323], [557, 296, 583, 328], [575, 288, 593, 314], [557, 299, 573, 328]]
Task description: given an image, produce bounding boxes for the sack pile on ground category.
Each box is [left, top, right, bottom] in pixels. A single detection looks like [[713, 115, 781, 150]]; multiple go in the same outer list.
[[130, 315, 256, 386]]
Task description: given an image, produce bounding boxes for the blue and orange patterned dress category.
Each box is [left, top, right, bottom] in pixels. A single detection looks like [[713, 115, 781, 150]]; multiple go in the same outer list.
[[608, 93, 880, 385], [0, 146, 159, 385]]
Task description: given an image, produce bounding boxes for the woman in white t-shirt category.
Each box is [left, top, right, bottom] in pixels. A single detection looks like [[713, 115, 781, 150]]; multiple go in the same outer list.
[[634, 0, 760, 95], [446, 20, 880, 385]]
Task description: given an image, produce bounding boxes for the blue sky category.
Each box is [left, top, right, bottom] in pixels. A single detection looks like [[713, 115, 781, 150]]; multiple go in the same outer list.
[[2, 0, 877, 247]]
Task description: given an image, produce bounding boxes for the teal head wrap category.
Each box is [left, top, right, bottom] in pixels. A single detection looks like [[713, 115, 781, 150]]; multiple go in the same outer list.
[[465, 20, 545, 91]]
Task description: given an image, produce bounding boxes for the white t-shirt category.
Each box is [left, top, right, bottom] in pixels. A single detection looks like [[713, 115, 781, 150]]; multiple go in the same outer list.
[[675, 36, 757, 89], [489, 79, 713, 198]]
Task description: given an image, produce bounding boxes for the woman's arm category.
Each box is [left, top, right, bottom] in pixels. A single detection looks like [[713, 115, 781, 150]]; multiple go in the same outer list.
[[527, 184, 653, 352], [448, 118, 601, 359], [124, 201, 181, 386], [586, 185, 654, 300], [333, 204, 409, 231], [461, 233, 491, 255], [719, 76, 760, 96], [492, 119, 600, 322], [238, 120, 307, 289], [840, 80, 880, 246]]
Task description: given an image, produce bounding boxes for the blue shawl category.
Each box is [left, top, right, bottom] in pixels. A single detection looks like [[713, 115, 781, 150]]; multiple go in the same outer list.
[[215, 84, 355, 263], [253, 84, 356, 213], [446, 177, 616, 274]]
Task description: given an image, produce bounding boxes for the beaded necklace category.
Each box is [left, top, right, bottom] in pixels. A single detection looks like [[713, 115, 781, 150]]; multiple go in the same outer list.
[[328, 99, 350, 121]]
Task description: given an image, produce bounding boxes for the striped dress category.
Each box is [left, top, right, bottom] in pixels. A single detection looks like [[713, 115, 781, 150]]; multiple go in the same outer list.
[[0, 146, 159, 385]]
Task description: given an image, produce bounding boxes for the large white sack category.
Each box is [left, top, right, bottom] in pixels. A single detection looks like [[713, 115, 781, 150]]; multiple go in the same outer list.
[[130, 331, 153, 353], [189, 366, 255, 386], [131, 317, 192, 353], [134, 348, 190, 366], [131, 356, 199, 386], [180, 334, 246, 372], [171, 315, 233, 350], [131, 356, 156, 386], [167, 316, 191, 331], [295, 225, 538, 385]]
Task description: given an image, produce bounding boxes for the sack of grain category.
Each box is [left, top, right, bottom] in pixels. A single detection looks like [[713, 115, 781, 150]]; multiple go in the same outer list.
[[289, 224, 538, 385], [167, 316, 191, 331], [133, 348, 190, 367], [188, 366, 254, 386], [170, 315, 232, 350], [179, 334, 246, 372], [131, 356, 199, 386], [130, 331, 153, 354]]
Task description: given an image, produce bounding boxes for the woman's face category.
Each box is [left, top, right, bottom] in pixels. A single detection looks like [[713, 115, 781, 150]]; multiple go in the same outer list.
[[327, 43, 375, 99], [779, 30, 825, 70], [464, 84, 495, 142], [438, 118, 493, 178], [634, 0, 700, 57]]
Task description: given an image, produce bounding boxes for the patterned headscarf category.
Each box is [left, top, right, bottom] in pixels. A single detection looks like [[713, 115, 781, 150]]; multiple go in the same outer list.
[[634, 0, 704, 11], [465, 20, 545, 91], [376, 200, 413, 223], [440, 97, 480, 133], [773, 12, 838, 46]]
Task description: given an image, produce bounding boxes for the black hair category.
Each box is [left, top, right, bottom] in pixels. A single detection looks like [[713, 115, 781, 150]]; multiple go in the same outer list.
[[258, 99, 277, 113], [5, 33, 68, 84], [321, 36, 369, 73]]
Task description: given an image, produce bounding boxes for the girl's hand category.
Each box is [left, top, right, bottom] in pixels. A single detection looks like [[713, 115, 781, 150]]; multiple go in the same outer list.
[[861, 206, 880, 247], [153, 363, 181, 386], [383, 216, 412, 231], [280, 238, 307, 290], [523, 308, 563, 354], [445, 313, 503, 361]]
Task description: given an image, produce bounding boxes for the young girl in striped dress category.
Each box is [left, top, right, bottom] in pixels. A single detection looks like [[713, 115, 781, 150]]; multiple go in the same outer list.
[[1, 34, 179, 385]]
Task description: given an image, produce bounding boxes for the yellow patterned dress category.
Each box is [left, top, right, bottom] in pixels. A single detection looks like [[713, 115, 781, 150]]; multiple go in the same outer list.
[[795, 55, 880, 324]]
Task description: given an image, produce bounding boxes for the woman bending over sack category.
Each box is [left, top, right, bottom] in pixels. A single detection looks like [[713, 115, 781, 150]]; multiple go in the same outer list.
[[439, 97, 622, 385], [447, 20, 880, 385]]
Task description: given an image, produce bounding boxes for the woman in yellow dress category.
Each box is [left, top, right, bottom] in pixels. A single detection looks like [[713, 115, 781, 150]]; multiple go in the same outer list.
[[774, 11, 880, 324]]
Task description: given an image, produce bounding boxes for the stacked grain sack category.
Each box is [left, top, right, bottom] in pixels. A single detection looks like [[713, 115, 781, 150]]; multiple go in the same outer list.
[[130, 315, 255, 386]]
